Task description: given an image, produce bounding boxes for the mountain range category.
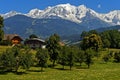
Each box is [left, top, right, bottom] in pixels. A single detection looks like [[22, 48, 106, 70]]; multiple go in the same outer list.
[[1, 3, 120, 40]]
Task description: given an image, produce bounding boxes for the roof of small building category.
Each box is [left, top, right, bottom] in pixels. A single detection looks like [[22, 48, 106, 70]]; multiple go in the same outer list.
[[29, 38, 45, 42], [3, 34, 23, 41], [24, 38, 45, 43]]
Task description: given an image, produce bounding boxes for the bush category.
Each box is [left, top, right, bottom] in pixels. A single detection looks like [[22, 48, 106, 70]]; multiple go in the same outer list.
[[114, 52, 120, 62], [103, 54, 110, 62]]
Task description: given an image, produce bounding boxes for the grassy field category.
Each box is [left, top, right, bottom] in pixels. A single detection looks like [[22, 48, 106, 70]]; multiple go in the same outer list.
[[0, 46, 120, 80], [0, 46, 11, 54], [0, 63, 120, 80]]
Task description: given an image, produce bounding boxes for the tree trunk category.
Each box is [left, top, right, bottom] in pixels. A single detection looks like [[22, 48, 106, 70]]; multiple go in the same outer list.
[[88, 63, 90, 69], [52, 60, 55, 68], [41, 67, 43, 72], [80, 62, 82, 66], [15, 61, 19, 72], [63, 65, 64, 70], [70, 65, 72, 70]]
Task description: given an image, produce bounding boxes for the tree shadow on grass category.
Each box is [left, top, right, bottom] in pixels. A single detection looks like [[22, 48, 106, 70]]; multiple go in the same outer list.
[[75, 65, 88, 69], [0, 71, 8, 75], [54, 68, 70, 71], [0, 66, 27, 75], [13, 71, 27, 75], [48, 64, 58, 68], [0, 71, 27, 75], [0, 67, 11, 75], [32, 65, 40, 67], [27, 70, 45, 73]]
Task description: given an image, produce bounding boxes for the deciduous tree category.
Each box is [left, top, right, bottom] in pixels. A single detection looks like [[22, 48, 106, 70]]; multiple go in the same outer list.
[[58, 46, 68, 69], [81, 34, 103, 52], [67, 47, 76, 70], [0, 47, 33, 72], [36, 49, 48, 71], [0, 16, 4, 41], [46, 34, 61, 67], [84, 49, 94, 68], [76, 50, 85, 66]]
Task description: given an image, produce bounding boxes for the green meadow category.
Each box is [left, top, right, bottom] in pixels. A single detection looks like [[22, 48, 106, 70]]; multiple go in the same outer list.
[[0, 46, 120, 80], [0, 46, 11, 54], [0, 63, 120, 80]]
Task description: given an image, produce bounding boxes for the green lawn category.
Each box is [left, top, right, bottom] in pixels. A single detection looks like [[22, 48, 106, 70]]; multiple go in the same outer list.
[[0, 46, 120, 80]]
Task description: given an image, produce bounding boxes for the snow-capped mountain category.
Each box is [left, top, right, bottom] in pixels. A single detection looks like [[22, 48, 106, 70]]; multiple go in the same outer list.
[[2, 3, 120, 42], [26, 3, 120, 25], [1, 11, 22, 19], [99, 10, 120, 25], [1, 3, 120, 25], [27, 4, 97, 23], [27, 8, 43, 18]]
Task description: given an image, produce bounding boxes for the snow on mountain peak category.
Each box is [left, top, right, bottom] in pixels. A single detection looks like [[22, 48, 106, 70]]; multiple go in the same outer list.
[[56, 3, 71, 7], [98, 10, 120, 24], [1, 3, 120, 25], [27, 8, 43, 18], [29, 8, 43, 13], [47, 3, 77, 21], [2, 11, 21, 19], [45, 6, 52, 10], [78, 5, 87, 9]]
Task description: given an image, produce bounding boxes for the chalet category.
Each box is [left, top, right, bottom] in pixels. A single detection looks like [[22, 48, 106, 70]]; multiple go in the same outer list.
[[24, 38, 46, 49], [3, 34, 23, 45], [118, 29, 120, 32], [59, 42, 65, 46]]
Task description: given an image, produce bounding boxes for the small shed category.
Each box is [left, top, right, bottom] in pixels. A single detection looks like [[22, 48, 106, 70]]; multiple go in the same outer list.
[[24, 38, 46, 49]]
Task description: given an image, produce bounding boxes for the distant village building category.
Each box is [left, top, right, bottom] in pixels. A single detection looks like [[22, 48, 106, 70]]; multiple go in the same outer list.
[[3, 34, 23, 46], [59, 42, 65, 46], [24, 38, 46, 49], [118, 29, 120, 32]]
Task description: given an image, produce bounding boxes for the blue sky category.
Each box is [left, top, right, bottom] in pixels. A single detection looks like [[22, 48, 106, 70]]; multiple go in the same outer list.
[[0, 0, 120, 14]]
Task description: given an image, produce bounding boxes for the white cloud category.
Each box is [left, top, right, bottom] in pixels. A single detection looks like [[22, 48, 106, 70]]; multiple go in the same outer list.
[[98, 4, 101, 8]]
